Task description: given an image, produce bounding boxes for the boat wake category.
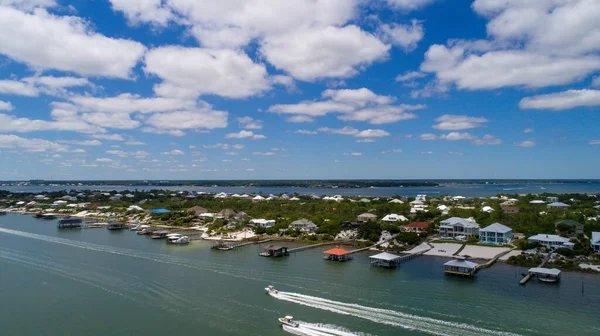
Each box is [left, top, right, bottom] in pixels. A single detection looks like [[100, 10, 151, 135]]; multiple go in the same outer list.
[[270, 291, 520, 336], [283, 322, 366, 336]]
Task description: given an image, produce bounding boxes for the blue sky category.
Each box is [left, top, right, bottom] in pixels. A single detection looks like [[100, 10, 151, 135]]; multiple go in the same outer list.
[[0, 0, 599, 180]]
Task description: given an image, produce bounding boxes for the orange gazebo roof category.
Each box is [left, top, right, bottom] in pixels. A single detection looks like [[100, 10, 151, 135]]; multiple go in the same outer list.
[[323, 246, 350, 256]]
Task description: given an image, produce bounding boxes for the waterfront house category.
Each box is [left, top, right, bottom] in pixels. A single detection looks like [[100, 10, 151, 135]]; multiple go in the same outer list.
[[439, 217, 480, 239], [481, 206, 494, 213], [323, 246, 352, 262], [479, 223, 513, 245], [409, 200, 424, 206], [546, 197, 559, 203], [289, 219, 318, 233], [401, 222, 429, 233], [415, 195, 427, 202], [501, 204, 519, 213], [369, 252, 401, 268], [528, 234, 574, 249], [591, 232, 600, 253], [548, 202, 569, 209], [249, 218, 276, 228], [444, 257, 478, 277], [382, 214, 408, 223], [357, 213, 377, 222], [214, 192, 228, 199], [555, 219, 584, 234]]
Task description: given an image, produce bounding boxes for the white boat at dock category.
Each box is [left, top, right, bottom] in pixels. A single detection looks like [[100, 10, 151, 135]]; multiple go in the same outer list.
[[166, 233, 190, 245], [278, 316, 299, 328]]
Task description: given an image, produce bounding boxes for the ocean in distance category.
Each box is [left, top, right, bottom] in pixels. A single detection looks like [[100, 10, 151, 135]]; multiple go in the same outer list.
[[1, 214, 599, 336], [3, 182, 600, 197]]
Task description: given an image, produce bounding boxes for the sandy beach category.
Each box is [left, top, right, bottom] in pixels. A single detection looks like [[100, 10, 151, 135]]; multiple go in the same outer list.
[[459, 245, 511, 260], [424, 243, 463, 257]]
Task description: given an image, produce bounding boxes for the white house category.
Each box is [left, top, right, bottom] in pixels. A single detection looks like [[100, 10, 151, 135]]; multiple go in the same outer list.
[[479, 223, 512, 245], [249, 219, 276, 228], [591, 232, 600, 253], [289, 197, 300, 201], [389, 198, 404, 204], [252, 195, 266, 202], [528, 234, 574, 249], [214, 192, 228, 199], [439, 217, 480, 239], [415, 195, 427, 202], [547, 202, 569, 209], [481, 206, 494, 213], [382, 214, 408, 223], [437, 204, 450, 213], [529, 200, 545, 204], [289, 219, 318, 233]]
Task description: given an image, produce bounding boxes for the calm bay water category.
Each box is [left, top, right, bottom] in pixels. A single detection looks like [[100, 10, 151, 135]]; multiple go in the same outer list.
[[3, 182, 600, 197], [1, 214, 599, 336]]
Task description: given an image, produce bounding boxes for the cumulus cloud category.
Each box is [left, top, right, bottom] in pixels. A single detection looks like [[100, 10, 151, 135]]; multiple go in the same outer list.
[[0, 7, 146, 78], [145, 109, 228, 130], [0, 100, 14, 111], [471, 134, 502, 146], [0, 134, 67, 152], [519, 90, 600, 110], [237, 116, 263, 130], [0, 79, 39, 97], [395, 71, 426, 82], [378, 20, 424, 52], [355, 129, 391, 138], [386, 0, 437, 11], [203, 143, 245, 150], [57, 139, 102, 146], [589, 140, 600, 145], [524, 128, 534, 134], [225, 130, 266, 140], [252, 152, 275, 156], [106, 150, 150, 158], [92, 134, 124, 141], [269, 88, 423, 124], [448, 151, 464, 156], [421, 132, 502, 145], [433, 114, 489, 130], [161, 149, 184, 155], [295, 129, 317, 135], [514, 140, 536, 148], [356, 138, 375, 143], [286, 115, 315, 123], [381, 149, 402, 154]]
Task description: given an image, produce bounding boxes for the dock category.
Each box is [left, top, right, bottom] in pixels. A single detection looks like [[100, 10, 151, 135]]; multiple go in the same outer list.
[[211, 238, 273, 250], [288, 242, 336, 253], [520, 253, 554, 285], [473, 249, 513, 273]]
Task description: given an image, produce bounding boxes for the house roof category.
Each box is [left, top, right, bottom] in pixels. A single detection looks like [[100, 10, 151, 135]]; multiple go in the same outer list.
[[358, 213, 377, 218], [548, 202, 569, 207], [218, 208, 237, 216], [188, 206, 208, 214], [444, 258, 478, 269], [440, 217, 479, 228], [555, 219, 582, 227], [323, 247, 350, 256], [264, 245, 285, 251], [291, 218, 316, 226], [403, 222, 428, 229], [528, 234, 570, 243], [481, 223, 512, 234], [529, 267, 561, 276], [149, 208, 170, 213], [369, 252, 401, 261]]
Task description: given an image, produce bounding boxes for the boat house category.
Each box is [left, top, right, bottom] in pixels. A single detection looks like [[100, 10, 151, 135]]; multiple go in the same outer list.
[[323, 246, 352, 262], [443, 257, 479, 277], [369, 252, 402, 268], [528, 267, 561, 283], [57, 217, 82, 228], [260, 245, 289, 257], [479, 223, 513, 245]]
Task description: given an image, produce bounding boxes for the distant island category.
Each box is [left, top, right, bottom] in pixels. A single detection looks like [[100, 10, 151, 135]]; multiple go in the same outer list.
[[1, 179, 600, 189]]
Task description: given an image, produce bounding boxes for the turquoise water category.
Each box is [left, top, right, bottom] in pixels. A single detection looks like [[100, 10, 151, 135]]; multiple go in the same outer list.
[[1, 214, 599, 336], [3, 182, 600, 197]]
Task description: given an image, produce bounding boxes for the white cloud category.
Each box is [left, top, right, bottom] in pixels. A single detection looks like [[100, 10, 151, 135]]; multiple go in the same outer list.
[[70, 94, 197, 114], [395, 71, 426, 82], [0, 100, 13, 111], [355, 129, 391, 138], [0, 1, 56, 11], [237, 116, 263, 130], [57, 139, 102, 146], [356, 138, 375, 143], [145, 109, 228, 130], [421, 151, 433, 155], [0, 79, 38, 97], [286, 115, 315, 123], [441, 132, 475, 141], [203, 143, 245, 150], [472, 134, 502, 146], [318, 126, 359, 136], [589, 140, 600, 145], [161, 149, 184, 155], [378, 20, 424, 52], [225, 130, 266, 140], [23, 75, 90, 88], [144, 47, 271, 99], [322, 88, 395, 106], [381, 149, 402, 154], [269, 101, 355, 117], [295, 129, 317, 135], [386, 0, 437, 11], [92, 134, 124, 141], [514, 140, 536, 148], [524, 128, 534, 134], [0, 134, 67, 152], [420, 133, 438, 140], [448, 151, 464, 156], [261, 25, 389, 81], [141, 128, 185, 137], [96, 158, 114, 163], [0, 110, 104, 134], [106, 150, 150, 158], [124, 139, 145, 146], [519, 89, 600, 110], [350, 152, 362, 156], [225, 152, 239, 156], [0, 7, 146, 78], [109, 0, 174, 26], [433, 114, 489, 130], [252, 152, 275, 156]]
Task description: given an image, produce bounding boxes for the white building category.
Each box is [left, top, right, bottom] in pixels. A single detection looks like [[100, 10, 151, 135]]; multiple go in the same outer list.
[[381, 214, 408, 223], [481, 206, 494, 213], [439, 217, 480, 238], [591, 232, 600, 253], [528, 234, 574, 249], [252, 195, 266, 202], [389, 198, 404, 204], [547, 202, 569, 209], [479, 223, 512, 245], [249, 219, 276, 228], [289, 219, 318, 233], [415, 194, 427, 202]]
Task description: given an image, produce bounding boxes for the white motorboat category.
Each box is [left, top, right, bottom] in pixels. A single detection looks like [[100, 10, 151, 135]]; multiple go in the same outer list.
[[167, 233, 190, 244], [278, 316, 299, 328], [265, 285, 278, 294]]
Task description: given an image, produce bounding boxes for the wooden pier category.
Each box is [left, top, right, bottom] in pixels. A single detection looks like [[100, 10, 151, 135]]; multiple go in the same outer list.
[[473, 249, 513, 273], [211, 238, 273, 250], [288, 242, 336, 253], [520, 253, 553, 285]]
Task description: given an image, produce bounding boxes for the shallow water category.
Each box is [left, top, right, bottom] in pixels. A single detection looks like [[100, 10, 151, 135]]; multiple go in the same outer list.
[[0, 214, 598, 335]]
